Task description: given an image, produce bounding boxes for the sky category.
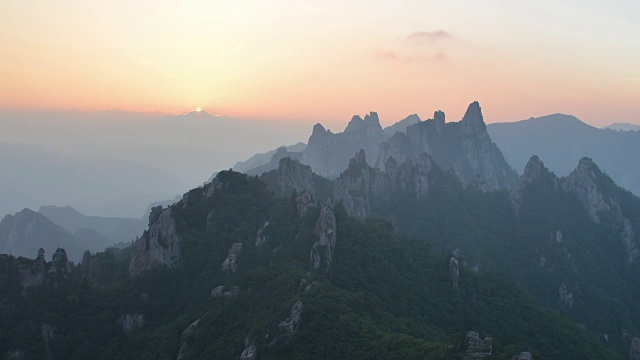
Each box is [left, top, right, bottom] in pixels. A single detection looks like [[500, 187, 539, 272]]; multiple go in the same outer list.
[[1, 1, 639, 126]]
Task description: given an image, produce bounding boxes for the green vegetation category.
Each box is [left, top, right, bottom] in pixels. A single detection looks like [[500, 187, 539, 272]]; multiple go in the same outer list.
[[0, 170, 627, 359]]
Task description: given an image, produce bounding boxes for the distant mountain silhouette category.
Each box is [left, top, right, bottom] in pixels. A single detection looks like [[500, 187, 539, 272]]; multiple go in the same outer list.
[[0, 209, 107, 262], [39, 205, 147, 245], [0, 142, 186, 218], [488, 114, 640, 195], [604, 122, 640, 132]]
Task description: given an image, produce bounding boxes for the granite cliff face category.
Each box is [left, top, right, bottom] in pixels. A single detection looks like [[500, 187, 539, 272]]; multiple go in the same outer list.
[[240, 111, 420, 179], [332, 150, 433, 218], [563, 158, 612, 224], [300, 113, 384, 179], [276, 157, 318, 215], [310, 204, 337, 271], [377, 102, 518, 192], [563, 158, 639, 263], [129, 206, 182, 276]]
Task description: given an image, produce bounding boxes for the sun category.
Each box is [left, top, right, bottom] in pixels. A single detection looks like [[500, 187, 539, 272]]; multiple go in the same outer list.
[[196, 107, 201, 112]]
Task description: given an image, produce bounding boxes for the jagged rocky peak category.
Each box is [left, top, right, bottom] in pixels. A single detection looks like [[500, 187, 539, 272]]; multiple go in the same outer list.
[[433, 110, 445, 125], [461, 101, 486, 134], [510, 155, 558, 214], [345, 112, 383, 135], [129, 206, 182, 276], [333, 150, 381, 218], [562, 157, 610, 224], [376, 101, 517, 192], [345, 115, 363, 133], [277, 157, 315, 194], [310, 203, 337, 271], [311, 123, 329, 137], [561, 157, 639, 262], [277, 157, 317, 215], [350, 149, 367, 167], [522, 155, 545, 183]]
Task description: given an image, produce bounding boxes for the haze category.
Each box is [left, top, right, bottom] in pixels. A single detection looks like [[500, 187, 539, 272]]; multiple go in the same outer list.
[[1, 1, 639, 217]]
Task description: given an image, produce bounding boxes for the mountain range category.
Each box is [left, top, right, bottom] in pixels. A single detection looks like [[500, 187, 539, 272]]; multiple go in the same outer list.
[[2, 102, 640, 359], [488, 114, 640, 196]]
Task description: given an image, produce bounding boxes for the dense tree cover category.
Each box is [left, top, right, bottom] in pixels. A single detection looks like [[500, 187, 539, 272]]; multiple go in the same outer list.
[[376, 163, 640, 355], [0, 170, 622, 359]]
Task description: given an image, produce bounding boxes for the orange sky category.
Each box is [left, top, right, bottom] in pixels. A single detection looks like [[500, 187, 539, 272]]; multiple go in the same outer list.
[[1, 1, 639, 126]]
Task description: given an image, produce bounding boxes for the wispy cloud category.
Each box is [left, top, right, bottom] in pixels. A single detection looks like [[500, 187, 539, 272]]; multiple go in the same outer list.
[[433, 51, 449, 62], [374, 50, 451, 63], [406, 30, 452, 44], [373, 50, 400, 61]]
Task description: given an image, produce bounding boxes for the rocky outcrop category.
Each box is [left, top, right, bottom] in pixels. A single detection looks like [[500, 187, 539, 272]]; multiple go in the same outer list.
[[462, 331, 492, 359], [377, 103, 518, 192], [299, 112, 385, 179], [255, 222, 270, 247], [120, 313, 144, 335], [239, 337, 257, 360], [211, 286, 241, 299], [41, 323, 54, 360], [176, 318, 201, 360], [310, 204, 337, 271], [276, 158, 317, 215], [333, 150, 433, 218], [559, 284, 574, 311], [296, 191, 316, 216], [449, 257, 460, 290], [17, 248, 47, 288], [563, 158, 611, 224], [277, 158, 315, 194], [129, 207, 181, 276], [47, 248, 71, 279], [81, 250, 91, 281], [332, 150, 386, 218], [277, 301, 304, 341], [630, 337, 640, 360], [210, 286, 225, 298], [622, 220, 639, 263], [511, 352, 534, 360], [222, 243, 243, 272], [563, 158, 639, 262], [511, 155, 558, 214]]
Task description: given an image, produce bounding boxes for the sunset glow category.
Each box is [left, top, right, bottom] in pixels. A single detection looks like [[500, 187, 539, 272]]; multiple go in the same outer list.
[[0, 1, 638, 126]]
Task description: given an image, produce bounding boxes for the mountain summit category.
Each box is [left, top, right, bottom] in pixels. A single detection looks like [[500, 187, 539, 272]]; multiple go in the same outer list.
[[377, 101, 517, 191]]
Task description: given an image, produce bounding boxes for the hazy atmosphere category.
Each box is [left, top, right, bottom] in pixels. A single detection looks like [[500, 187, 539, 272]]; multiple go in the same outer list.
[[2, 1, 640, 359]]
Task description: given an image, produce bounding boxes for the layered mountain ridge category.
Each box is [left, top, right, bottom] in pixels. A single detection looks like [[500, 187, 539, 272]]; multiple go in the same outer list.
[[3, 102, 640, 359], [240, 101, 518, 193], [488, 114, 640, 196]]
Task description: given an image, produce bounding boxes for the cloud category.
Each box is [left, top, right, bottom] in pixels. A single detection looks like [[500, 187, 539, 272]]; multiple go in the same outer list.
[[406, 30, 452, 44], [373, 50, 400, 60], [375, 50, 451, 63], [433, 51, 449, 62]]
